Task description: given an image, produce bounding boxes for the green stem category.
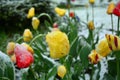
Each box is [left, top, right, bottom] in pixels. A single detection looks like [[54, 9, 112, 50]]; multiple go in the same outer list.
[[35, 30, 39, 35], [111, 14, 114, 34], [117, 17, 120, 36], [16, 37, 23, 43], [90, 64, 94, 80], [37, 13, 53, 24], [86, 6, 89, 22], [92, 4, 94, 23], [29, 34, 44, 46], [67, 0, 70, 15], [116, 53, 120, 80], [89, 30, 94, 49]]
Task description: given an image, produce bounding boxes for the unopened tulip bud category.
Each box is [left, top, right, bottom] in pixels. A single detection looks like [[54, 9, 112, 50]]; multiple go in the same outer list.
[[55, 7, 66, 17], [88, 21, 95, 30], [32, 17, 40, 30], [23, 29, 33, 42], [53, 22, 58, 28], [89, 0, 95, 4], [6, 42, 15, 55], [88, 50, 101, 64], [57, 65, 67, 78], [27, 7, 35, 19], [107, 2, 115, 14]]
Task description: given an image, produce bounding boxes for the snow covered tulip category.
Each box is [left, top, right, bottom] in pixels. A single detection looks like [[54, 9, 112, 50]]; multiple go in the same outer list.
[[14, 44, 34, 68], [21, 43, 34, 54], [46, 28, 70, 59]]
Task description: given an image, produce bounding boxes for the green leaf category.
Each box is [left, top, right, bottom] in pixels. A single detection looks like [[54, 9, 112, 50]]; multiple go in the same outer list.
[[0, 51, 15, 80], [44, 20, 52, 30], [69, 36, 79, 58], [79, 44, 92, 68], [103, 73, 114, 80], [46, 66, 57, 80], [108, 59, 117, 78]]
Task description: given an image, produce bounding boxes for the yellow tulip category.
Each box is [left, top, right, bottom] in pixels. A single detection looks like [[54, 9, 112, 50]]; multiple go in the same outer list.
[[32, 17, 40, 30], [46, 28, 70, 59], [88, 50, 101, 64], [21, 43, 34, 54], [27, 7, 35, 19], [107, 2, 115, 14], [23, 29, 33, 42], [57, 65, 66, 78], [96, 38, 111, 57], [55, 7, 66, 17], [88, 21, 95, 30], [89, 0, 95, 4], [105, 34, 120, 51], [6, 42, 15, 55]]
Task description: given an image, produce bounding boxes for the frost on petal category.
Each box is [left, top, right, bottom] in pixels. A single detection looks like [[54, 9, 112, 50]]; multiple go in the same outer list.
[[14, 44, 34, 68]]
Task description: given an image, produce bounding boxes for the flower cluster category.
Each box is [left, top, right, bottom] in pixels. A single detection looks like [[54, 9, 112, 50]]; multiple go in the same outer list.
[[7, 42, 34, 68]]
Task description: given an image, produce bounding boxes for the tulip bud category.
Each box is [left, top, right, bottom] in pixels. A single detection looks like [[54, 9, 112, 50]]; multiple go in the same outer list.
[[113, 1, 120, 16], [69, 12, 75, 18], [107, 2, 115, 15], [57, 65, 66, 78], [32, 17, 40, 30], [6, 42, 15, 55], [88, 50, 101, 64], [89, 0, 95, 4], [21, 43, 34, 54], [71, 0, 75, 2], [53, 22, 58, 28], [88, 21, 95, 30], [23, 29, 33, 42], [55, 7, 66, 17], [27, 7, 35, 19]]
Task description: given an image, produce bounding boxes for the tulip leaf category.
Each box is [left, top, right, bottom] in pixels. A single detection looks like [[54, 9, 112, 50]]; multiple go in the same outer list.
[[79, 44, 92, 68], [103, 73, 114, 80], [107, 58, 120, 78], [0, 51, 15, 80], [46, 66, 57, 80]]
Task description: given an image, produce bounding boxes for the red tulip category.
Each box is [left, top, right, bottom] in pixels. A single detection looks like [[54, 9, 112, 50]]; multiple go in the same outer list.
[[14, 44, 34, 68], [53, 22, 58, 28], [113, 1, 120, 16], [69, 12, 75, 18], [71, 0, 75, 2]]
